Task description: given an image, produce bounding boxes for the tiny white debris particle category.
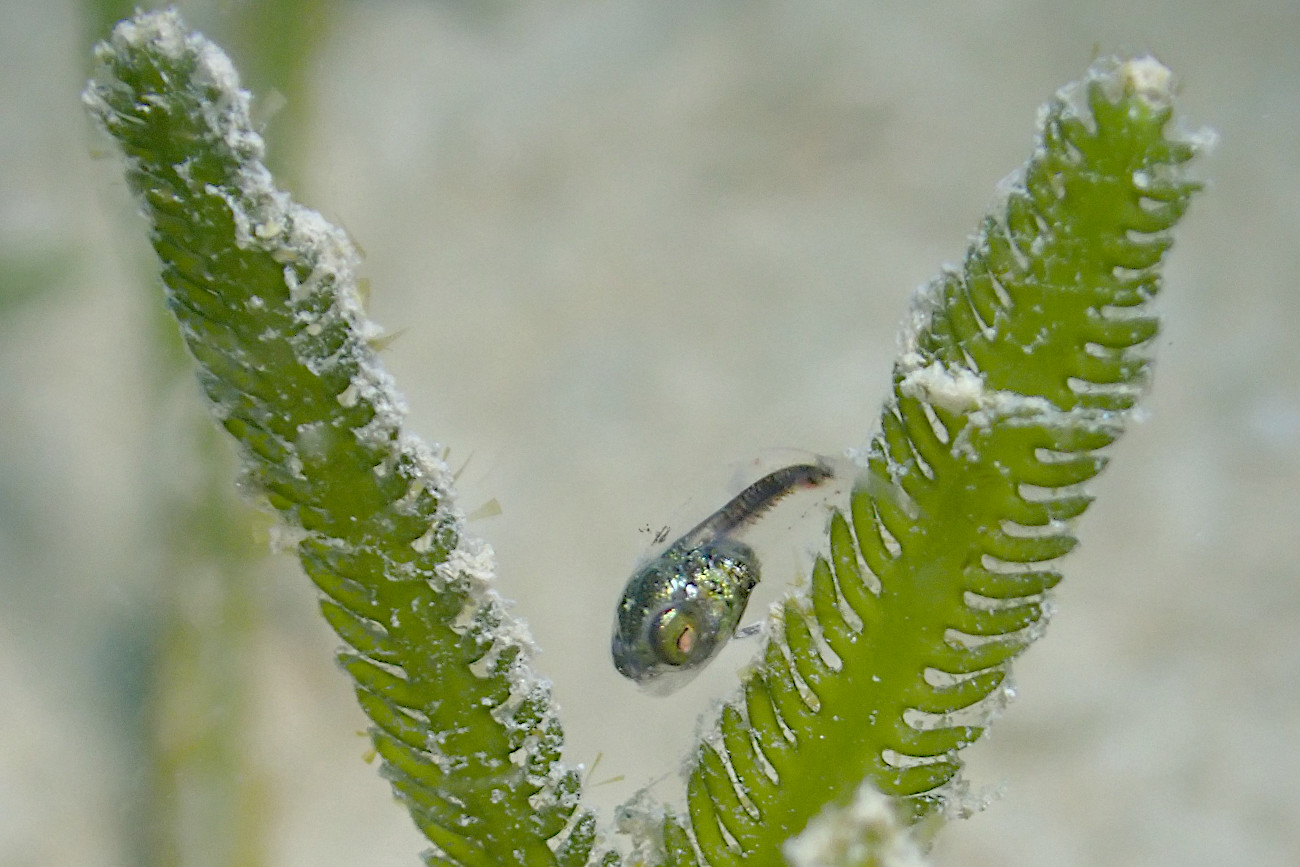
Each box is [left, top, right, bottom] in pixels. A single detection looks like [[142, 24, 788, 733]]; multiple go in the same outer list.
[[294, 421, 330, 465], [254, 215, 284, 239], [410, 525, 440, 554], [266, 522, 308, 553], [898, 360, 985, 414], [432, 535, 498, 590], [783, 780, 930, 867], [337, 382, 360, 408], [613, 789, 671, 864], [1119, 57, 1173, 107]]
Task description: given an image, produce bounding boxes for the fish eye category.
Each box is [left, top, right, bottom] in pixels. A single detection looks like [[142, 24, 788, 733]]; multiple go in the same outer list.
[[650, 607, 702, 666]]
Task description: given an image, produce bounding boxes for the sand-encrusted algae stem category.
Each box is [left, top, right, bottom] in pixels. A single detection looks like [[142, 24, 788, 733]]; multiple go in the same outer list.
[[84, 10, 591, 866], [660, 58, 1204, 865]]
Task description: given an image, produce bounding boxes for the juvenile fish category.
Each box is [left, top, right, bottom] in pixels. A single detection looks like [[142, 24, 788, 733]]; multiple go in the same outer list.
[[611, 461, 835, 692]]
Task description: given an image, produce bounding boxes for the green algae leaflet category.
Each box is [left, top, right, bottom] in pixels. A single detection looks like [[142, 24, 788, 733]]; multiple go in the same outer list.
[[612, 461, 837, 694]]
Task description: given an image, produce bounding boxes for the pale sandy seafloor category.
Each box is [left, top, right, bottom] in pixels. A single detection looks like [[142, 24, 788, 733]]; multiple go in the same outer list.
[[3, 1, 1298, 865]]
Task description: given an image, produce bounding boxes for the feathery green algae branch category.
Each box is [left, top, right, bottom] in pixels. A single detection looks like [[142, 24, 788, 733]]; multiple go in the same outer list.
[[664, 59, 1204, 866], [84, 11, 593, 867]]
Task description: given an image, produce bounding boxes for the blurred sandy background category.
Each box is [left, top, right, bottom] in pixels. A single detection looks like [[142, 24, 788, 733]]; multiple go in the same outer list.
[[2, 1, 1297, 865]]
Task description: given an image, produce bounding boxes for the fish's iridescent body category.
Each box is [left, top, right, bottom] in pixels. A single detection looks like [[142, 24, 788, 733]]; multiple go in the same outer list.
[[612, 461, 835, 692]]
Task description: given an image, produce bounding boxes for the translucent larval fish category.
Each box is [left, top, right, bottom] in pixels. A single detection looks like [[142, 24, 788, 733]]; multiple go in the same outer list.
[[611, 460, 837, 693]]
